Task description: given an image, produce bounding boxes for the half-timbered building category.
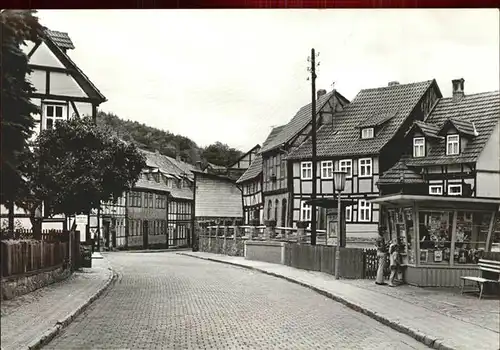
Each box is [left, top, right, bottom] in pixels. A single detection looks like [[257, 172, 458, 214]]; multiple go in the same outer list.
[[287, 80, 441, 242], [0, 28, 107, 242], [236, 127, 284, 225], [372, 80, 500, 286], [258, 89, 350, 228], [126, 172, 169, 249]]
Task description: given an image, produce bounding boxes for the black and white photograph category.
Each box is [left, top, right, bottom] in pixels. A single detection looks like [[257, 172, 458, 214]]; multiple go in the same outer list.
[[1, 8, 499, 350]]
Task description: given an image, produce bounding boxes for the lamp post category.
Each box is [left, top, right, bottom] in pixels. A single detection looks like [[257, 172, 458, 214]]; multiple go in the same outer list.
[[333, 170, 347, 279]]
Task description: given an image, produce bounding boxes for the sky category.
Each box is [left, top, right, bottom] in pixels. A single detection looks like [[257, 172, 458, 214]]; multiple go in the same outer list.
[[37, 9, 499, 152]]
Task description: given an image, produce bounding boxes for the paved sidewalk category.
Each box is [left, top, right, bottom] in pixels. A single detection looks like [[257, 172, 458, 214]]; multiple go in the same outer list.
[[1, 257, 115, 350], [180, 252, 500, 350]]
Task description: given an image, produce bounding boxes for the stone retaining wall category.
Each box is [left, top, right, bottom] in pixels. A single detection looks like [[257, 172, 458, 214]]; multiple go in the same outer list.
[[1, 265, 71, 300]]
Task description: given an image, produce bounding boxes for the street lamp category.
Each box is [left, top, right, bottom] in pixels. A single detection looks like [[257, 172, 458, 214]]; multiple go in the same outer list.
[[333, 170, 347, 280]]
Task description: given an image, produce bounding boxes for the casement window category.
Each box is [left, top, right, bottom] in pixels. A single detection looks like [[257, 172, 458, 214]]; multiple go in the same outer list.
[[300, 201, 312, 222], [128, 192, 142, 207], [339, 159, 353, 178], [43, 104, 67, 130], [361, 128, 374, 139], [345, 206, 352, 222], [358, 158, 373, 177], [448, 184, 462, 196], [148, 193, 154, 207], [321, 161, 333, 179], [446, 135, 460, 155], [301, 161, 313, 180], [429, 185, 443, 195], [358, 200, 371, 222], [413, 137, 425, 157]]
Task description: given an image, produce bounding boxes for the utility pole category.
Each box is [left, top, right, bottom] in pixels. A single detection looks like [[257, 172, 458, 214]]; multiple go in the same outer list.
[[307, 48, 319, 245]]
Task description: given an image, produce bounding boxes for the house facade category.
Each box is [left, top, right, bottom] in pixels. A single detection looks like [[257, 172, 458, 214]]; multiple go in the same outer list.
[[193, 171, 243, 226], [287, 80, 441, 242], [258, 89, 350, 228], [100, 149, 195, 250], [372, 80, 500, 286], [0, 28, 107, 242], [237, 127, 283, 225]]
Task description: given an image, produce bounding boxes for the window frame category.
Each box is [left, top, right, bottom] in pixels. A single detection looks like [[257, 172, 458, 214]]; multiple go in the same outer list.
[[320, 161, 334, 179], [413, 137, 426, 158], [448, 184, 462, 196], [429, 185, 443, 195], [300, 161, 313, 180], [446, 134, 460, 155], [361, 127, 374, 139], [43, 103, 67, 130], [339, 159, 353, 178], [358, 200, 371, 222], [300, 200, 312, 222], [345, 206, 352, 222], [358, 158, 373, 178]]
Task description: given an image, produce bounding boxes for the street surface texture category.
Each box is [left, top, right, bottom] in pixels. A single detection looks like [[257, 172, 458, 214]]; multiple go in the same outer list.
[[45, 252, 427, 350], [1, 258, 112, 350], [179, 252, 500, 350]]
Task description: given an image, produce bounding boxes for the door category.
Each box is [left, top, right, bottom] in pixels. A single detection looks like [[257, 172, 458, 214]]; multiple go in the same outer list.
[[143, 220, 149, 249], [111, 218, 117, 248], [103, 220, 111, 249]]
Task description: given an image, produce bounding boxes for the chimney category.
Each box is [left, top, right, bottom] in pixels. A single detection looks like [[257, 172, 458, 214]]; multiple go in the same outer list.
[[176, 155, 181, 162], [388, 81, 400, 87], [196, 161, 202, 170], [452, 78, 465, 102], [317, 89, 327, 99]]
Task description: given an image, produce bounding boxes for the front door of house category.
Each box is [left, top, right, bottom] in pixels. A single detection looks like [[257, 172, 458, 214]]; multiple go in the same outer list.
[[143, 220, 149, 249], [111, 218, 117, 248]]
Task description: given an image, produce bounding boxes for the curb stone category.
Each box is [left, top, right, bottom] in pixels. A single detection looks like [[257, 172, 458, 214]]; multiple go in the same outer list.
[[26, 266, 118, 350], [178, 253, 449, 350], [124, 247, 192, 254]]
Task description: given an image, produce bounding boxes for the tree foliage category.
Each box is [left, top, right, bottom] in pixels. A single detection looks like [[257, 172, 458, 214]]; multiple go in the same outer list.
[[201, 141, 243, 167], [0, 10, 42, 206], [17, 117, 147, 224], [97, 111, 244, 167]]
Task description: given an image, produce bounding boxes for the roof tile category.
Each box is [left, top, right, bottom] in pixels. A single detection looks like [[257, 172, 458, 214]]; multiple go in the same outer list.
[[406, 91, 500, 166], [260, 91, 338, 153], [378, 159, 425, 185], [288, 80, 434, 160]]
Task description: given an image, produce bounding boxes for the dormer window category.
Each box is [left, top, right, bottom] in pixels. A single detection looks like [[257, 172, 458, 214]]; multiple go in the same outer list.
[[361, 128, 374, 139], [413, 137, 425, 157], [446, 134, 460, 155]]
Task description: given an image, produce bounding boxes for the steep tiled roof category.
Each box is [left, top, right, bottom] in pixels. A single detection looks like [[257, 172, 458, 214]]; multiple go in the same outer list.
[[237, 125, 284, 183], [439, 117, 478, 137], [236, 153, 262, 183], [406, 91, 500, 166], [357, 110, 397, 128], [408, 121, 442, 139], [288, 80, 434, 160], [377, 159, 425, 185], [261, 125, 285, 151], [141, 149, 183, 177], [134, 175, 170, 192], [42, 29, 106, 104], [260, 91, 338, 153], [45, 29, 75, 50]]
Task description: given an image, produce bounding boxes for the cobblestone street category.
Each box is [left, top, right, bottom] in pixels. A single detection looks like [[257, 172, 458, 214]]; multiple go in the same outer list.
[[45, 252, 426, 350]]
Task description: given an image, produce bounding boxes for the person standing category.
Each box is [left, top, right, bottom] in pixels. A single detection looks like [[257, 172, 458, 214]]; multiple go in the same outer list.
[[388, 243, 400, 287], [375, 226, 389, 285]]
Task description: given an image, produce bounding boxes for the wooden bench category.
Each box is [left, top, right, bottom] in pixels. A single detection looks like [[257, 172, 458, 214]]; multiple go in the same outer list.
[[460, 259, 500, 299]]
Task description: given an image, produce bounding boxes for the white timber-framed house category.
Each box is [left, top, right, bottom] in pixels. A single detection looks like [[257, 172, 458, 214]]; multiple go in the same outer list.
[[0, 28, 107, 241], [258, 89, 350, 228]]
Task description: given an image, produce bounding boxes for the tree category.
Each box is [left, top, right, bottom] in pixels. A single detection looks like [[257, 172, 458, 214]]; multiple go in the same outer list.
[[1, 10, 42, 230], [202, 142, 244, 167], [17, 117, 147, 238]]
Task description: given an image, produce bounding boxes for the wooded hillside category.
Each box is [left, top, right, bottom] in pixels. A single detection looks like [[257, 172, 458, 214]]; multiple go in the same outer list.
[[97, 111, 244, 167]]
